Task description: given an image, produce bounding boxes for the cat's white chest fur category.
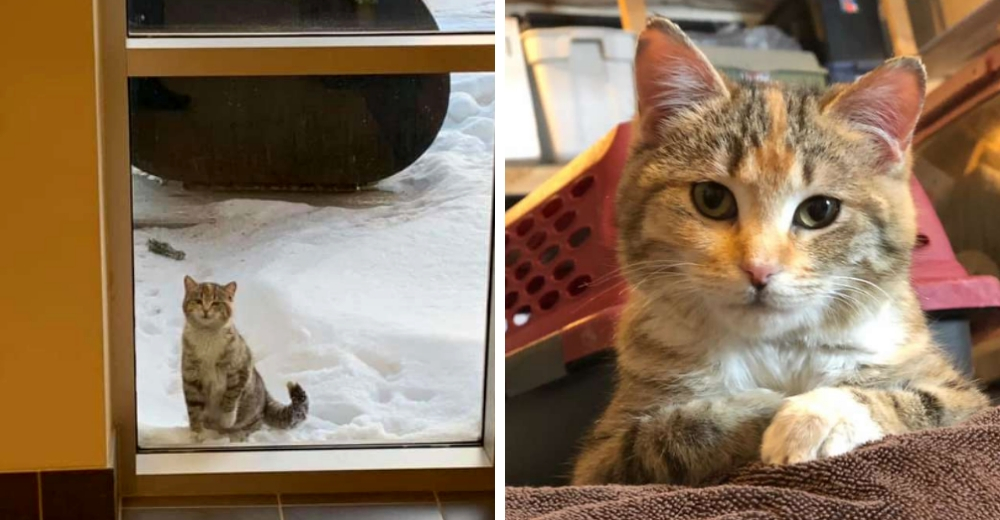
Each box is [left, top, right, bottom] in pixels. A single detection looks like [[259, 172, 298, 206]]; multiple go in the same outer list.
[[715, 343, 864, 395], [185, 326, 232, 404], [704, 303, 906, 396]]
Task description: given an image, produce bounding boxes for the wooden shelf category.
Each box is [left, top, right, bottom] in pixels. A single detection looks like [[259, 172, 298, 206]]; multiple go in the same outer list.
[[921, 0, 1000, 82]]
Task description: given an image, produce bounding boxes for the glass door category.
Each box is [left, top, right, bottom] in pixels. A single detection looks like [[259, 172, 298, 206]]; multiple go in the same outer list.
[[102, 0, 495, 493]]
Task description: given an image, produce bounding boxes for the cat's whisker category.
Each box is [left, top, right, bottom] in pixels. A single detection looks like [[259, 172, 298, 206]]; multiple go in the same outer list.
[[592, 275, 630, 290], [620, 261, 706, 274], [637, 282, 703, 304], [590, 267, 630, 286], [829, 292, 866, 317], [593, 262, 685, 287], [826, 285, 877, 312], [829, 298, 863, 322], [611, 268, 693, 285], [624, 268, 699, 293], [825, 282, 877, 299], [829, 275, 893, 302], [825, 282, 883, 313]]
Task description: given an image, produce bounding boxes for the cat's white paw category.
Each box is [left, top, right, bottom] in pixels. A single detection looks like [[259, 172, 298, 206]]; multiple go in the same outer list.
[[219, 409, 238, 429], [192, 429, 208, 443], [760, 387, 883, 465]]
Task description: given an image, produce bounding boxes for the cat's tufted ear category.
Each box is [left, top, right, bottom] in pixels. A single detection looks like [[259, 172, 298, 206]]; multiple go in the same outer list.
[[184, 275, 198, 293], [823, 57, 926, 167], [223, 281, 237, 298], [634, 17, 729, 143]]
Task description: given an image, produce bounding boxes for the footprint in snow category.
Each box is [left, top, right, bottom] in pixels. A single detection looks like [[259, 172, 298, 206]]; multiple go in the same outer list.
[[139, 319, 161, 336]]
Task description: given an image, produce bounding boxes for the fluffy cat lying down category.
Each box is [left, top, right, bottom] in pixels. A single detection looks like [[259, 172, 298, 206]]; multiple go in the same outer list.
[[572, 17, 988, 486], [181, 276, 309, 441]]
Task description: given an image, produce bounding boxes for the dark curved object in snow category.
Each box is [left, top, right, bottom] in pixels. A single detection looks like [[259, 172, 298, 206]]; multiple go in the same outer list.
[[128, 0, 449, 190]]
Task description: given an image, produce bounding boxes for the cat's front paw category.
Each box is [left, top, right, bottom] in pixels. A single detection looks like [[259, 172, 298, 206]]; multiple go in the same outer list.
[[760, 387, 883, 465], [218, 409, 238, 429]]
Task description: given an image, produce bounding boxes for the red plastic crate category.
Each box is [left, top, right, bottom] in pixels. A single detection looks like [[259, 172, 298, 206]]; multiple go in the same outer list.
[[505, 122, 1000, 360]]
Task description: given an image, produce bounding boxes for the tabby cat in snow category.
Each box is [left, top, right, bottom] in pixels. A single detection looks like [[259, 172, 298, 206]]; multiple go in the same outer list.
[[572, 18, 988, 486], [181, 276, 308, 441]]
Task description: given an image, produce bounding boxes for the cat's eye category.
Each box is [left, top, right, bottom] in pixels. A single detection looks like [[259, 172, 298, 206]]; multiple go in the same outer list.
[[691, 182, 737, 220], [794, 196, 841, 229]]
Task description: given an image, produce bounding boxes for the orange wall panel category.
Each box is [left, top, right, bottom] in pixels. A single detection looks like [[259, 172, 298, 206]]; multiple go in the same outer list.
[[0, 0, 108, 470]]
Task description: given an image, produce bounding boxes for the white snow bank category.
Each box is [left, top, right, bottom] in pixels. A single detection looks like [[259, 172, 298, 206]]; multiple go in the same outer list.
[[425, 0, 494, 32], [134, 73, 494, 448]]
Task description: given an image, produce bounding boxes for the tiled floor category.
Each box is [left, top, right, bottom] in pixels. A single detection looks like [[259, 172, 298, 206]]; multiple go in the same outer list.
[[120, 492, 493, 520]]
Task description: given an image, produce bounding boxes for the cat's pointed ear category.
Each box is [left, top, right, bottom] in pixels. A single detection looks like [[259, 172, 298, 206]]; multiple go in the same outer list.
[[823, 57, 926, 166], [223, 281, 237, 298], [634, 17, 729, 142], [184, 275, 198, 292]]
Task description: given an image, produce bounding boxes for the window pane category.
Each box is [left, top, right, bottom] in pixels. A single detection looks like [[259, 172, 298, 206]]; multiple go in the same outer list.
[[131, 73, 494, 449], [127, 0, 494, 35]]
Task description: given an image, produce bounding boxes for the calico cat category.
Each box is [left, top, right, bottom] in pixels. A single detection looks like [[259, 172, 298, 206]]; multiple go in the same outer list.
[[572, 18, 989, 486], [181, 276, 308, 440]]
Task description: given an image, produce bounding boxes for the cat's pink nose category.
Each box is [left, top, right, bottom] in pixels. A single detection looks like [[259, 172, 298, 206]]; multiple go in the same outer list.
[[741, 261, 780, 289]]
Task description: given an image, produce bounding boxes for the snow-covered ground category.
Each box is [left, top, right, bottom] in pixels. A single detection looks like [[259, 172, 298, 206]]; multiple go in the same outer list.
[[425, 0, 494, 32], [134, 73, 494, 448]]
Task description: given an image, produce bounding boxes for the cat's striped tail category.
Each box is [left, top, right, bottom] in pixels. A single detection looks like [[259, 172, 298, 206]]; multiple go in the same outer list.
[[264, 382, 309, 429]]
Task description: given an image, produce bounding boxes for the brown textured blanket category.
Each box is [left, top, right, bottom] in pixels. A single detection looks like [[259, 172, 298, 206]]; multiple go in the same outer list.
[[506, 406, 1000, 519]]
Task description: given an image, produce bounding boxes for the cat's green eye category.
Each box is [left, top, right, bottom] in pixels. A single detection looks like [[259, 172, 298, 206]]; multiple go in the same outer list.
[[794, 196, 841, 229], [691, 182, 737, 220]]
